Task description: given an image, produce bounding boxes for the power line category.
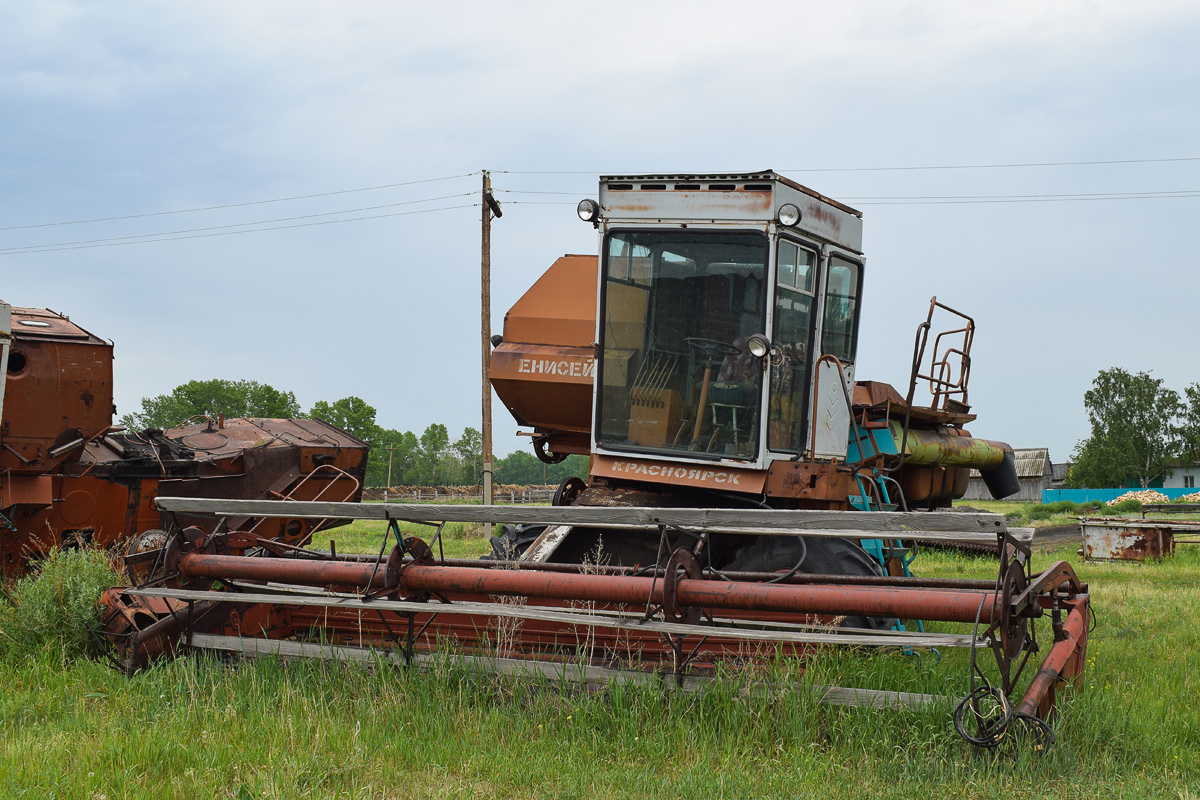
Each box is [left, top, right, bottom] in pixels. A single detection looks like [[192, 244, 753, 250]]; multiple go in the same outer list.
[[1, 193, 475, 254], [499, 156, 1200, 176], [0, 172, 480, 232], [499, 185, 1200, 205], [0, 203, 479, 256], [845, 189, 1200, 200], [497, 189, 582, 196], [855, 192, 1200, 206], [783, 156, 1200, 173]]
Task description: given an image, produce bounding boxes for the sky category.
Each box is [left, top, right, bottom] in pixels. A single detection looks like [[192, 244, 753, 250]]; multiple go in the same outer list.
[[1, 1, 1198, 461]]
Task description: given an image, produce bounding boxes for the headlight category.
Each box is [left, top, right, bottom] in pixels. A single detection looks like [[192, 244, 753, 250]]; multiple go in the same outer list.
[[577, 198, 600, 222], [747, 334, 771, 358], [778, 203, 801, 227]]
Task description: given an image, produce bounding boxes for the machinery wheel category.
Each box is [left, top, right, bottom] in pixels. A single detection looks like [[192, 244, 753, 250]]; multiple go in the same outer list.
[[534, 437, 567, 464], [485, 523, 545, 561], [125, 528, 170, 586], [726, 536, 896, 631], [553, 477, 586, 507]]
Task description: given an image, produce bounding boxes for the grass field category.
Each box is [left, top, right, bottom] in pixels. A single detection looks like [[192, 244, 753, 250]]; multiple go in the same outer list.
[[311, 519, 493, 559], [1, 510, 1198, 798]]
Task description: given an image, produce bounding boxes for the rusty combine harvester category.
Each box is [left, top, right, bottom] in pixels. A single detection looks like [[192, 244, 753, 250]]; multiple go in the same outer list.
[[99, 172, 1090, 745], [0, 302, 369, 579]]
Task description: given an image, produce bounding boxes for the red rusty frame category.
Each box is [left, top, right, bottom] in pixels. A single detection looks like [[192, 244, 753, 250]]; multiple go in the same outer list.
[[104, 531, 1091, 748]]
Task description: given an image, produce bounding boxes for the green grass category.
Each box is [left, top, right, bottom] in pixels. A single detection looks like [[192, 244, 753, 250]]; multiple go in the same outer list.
[[1, 542, 1198, 797], [313, 519, 493, 560]]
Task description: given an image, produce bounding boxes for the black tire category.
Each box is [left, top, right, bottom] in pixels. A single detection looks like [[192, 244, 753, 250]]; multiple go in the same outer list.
[[726, 536, 896, 631], [484, 523, 545, 561]]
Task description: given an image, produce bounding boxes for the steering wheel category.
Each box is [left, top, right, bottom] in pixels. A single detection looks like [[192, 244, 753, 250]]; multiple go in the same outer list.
[[684, 337, 741, 363]]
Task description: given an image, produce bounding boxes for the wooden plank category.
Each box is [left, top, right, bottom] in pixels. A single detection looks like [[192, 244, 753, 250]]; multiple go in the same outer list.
[[128, 587, 984, 649], [188, 633, 949, 709], [154, 497, 1011, 541]]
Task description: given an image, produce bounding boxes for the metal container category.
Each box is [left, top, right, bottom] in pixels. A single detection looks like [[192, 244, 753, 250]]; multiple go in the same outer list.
[[1079, 517, 1200, 561]]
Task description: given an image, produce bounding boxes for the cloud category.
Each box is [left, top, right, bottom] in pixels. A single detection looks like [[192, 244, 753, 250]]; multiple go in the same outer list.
[[1, 0, 1198, 459]]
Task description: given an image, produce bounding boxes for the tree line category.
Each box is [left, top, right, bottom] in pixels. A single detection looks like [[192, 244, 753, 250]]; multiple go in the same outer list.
[[1067, 368, 1200, 489], [120, 379, 586, 487]]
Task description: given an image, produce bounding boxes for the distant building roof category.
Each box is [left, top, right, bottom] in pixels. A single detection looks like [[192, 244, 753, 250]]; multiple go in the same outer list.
[[1013, 448, 1051, 478], [1051, 462, 1071, 481], [970, 447, 1051, 479]]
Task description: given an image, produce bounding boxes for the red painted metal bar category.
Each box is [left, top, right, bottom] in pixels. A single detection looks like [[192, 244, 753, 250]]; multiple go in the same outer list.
[[1016, 601, 1089, 718], [180, 552, 382, 586], [178, 553, 1001, 624]]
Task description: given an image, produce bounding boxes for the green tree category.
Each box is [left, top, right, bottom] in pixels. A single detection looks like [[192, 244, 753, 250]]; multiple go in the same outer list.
[[377, 428, 420, 487], [120, 379, 300, 430], [309, 397, 381, 443], [452, 427, 482, 484], [494, 451, 589, 485], [494, 450, 544, 484], [1067, 368, 1183, 489], [416, 424, 450, 485], [1180, 383, 1200, 465]]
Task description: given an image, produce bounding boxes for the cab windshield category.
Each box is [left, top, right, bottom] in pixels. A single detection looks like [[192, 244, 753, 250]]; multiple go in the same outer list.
[[597, 231, 768, 459]]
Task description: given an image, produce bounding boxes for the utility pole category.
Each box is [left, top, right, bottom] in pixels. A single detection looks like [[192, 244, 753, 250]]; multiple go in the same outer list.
[[481, 171, 502, 530], [386, 444, 395, 498]]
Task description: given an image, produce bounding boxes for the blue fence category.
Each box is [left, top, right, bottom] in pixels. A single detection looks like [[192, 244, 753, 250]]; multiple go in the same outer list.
[[1041, 488, 1199, 504]]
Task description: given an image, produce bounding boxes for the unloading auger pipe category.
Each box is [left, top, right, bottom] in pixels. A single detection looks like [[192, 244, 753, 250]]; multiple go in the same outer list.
[[177, 552, 1002, 623]]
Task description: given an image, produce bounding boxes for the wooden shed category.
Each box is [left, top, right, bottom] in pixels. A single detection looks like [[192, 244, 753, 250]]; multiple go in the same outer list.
[[963, 448, 1052, 502]]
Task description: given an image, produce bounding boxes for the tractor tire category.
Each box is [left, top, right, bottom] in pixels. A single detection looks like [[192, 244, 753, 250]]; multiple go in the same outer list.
[[726, 536, 896, 631], [485, 523, 544, 561]]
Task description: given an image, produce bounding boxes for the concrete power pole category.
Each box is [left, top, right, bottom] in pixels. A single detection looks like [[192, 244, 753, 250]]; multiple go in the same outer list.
[[481, 171, 502, 529]]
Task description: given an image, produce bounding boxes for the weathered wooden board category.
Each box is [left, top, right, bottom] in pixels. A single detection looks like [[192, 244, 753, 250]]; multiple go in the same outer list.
[[154, 497, 1020, 542], [188, 633, 951, 709], [128, 586, 984, 649]]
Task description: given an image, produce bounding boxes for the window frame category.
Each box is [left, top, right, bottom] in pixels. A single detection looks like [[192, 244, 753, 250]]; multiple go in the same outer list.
[[819, 253, 865, 366], [593, 227, 771, 463], [766, 235, 823, 455]]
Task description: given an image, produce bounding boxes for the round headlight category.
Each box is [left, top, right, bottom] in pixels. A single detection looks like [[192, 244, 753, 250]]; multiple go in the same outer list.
[[778, 203, 801, 227], [577, 198, 599, 222], [747, 334, 771, 358]]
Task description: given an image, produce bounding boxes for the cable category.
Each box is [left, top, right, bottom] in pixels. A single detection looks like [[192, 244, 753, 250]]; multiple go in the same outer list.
[[496, 190, 583, 196], [763, 538, 808, 585], [846, 188, 1200, 200], [506, 201, 577, 206], [0, 172, 481, 232], [0, 203, 479, 256], [501, 156, 1200, 176], [496, 183, 1200, 206], [0, 192, 475, 254], [856, 192, 1200, 206], [782, 155, 1200, 173]]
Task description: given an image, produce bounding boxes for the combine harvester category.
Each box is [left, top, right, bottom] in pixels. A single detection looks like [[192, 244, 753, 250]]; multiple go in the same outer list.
[[0, 302, 369, 579], [100, 173, 1090, 746]]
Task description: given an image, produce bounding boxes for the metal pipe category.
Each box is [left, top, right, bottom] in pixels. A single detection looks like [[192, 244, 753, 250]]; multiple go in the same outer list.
[[301, 554, 1000, 589], [179, 552, 1000, 623], [181, 552, 382, 586], [887, 422, 1009, 470], [1015, 602, 1089, 718]]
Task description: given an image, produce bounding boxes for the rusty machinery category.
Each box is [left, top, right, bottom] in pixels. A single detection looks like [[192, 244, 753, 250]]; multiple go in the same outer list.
[[99, 173, 1089, 748], [0, 302, 369, 578]]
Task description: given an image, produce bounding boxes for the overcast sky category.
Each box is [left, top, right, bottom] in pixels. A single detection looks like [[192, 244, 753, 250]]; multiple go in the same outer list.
[[2, 1, 1197, 461]]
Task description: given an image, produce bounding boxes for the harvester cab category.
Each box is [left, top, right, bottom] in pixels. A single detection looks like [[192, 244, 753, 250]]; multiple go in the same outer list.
[[584, 173, 866, 494]]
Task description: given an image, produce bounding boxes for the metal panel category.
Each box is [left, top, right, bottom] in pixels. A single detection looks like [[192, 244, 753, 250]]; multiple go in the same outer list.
[[597, 172, 863, 253], [811, 361, 853, 460]]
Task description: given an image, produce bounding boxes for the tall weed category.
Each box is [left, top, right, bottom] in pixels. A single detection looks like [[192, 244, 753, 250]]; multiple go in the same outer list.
[[0, 546, 121, 661]]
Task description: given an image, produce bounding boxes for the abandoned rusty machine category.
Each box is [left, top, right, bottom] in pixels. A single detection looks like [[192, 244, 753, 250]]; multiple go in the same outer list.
[[98, 173, 1089, 746], [0, 302, 368, 580]]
